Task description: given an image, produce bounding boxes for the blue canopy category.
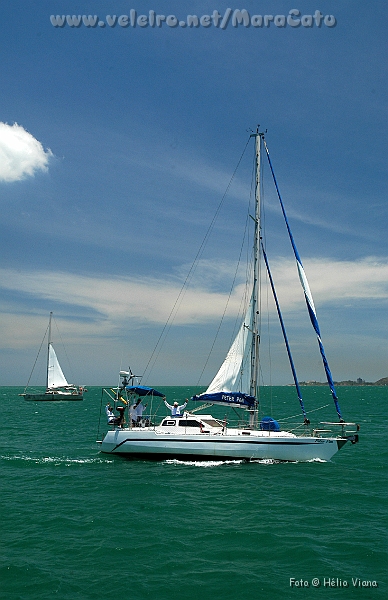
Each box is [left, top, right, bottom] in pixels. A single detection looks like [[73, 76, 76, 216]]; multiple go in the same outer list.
[[125, 385, 165, 398], [191, 391, 255, 408]]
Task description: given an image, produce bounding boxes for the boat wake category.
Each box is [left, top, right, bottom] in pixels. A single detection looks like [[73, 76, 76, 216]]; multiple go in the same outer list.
[[165, 458, 289, 467], [250, 458, 281, 465], [1, 454, 112, 465], [165, 459, 244, 468]]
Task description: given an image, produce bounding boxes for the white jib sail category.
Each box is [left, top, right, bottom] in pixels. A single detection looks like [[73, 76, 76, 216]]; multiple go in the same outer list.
[[47, 344, 69, 388], [206, 303, 252, 395]]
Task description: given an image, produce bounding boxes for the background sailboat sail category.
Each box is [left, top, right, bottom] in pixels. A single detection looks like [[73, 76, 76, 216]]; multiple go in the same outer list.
[[20, 312, 85, 401], [47, 344, 69, 389]]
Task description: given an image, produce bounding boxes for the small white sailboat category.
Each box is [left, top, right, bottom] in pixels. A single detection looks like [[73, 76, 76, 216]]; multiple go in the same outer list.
[[21, 312, 85, 401], [98, 129, 359, 461]]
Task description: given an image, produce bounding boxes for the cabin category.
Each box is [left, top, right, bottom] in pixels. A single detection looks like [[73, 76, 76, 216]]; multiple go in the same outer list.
[[158, 414, 224, 433]]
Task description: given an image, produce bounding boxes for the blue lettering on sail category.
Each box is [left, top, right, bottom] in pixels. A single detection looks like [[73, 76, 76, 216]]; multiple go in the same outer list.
[[191, 392, 255, 408]]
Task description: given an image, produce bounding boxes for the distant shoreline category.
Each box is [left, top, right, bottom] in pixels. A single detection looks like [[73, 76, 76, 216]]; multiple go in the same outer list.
[[298, 377, 388, 387], [2, 377, 388, 388]]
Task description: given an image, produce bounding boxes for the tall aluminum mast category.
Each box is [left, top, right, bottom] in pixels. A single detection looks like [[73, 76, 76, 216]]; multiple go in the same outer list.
[[249, 129, 263, 400]]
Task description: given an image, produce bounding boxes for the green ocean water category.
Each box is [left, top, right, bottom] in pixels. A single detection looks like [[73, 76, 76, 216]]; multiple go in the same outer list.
[[0, 385, 386, 600]]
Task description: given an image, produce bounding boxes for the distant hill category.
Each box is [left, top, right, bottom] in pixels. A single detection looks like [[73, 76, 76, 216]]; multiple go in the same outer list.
[[374, 377, 388, 386], [299, 377, 388, 386]]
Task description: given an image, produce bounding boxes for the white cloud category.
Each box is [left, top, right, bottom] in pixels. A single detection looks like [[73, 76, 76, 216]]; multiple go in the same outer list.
[[1, 258, 387, 384], [0, 122, 52, 182], [271, 256, 388, 308], [0, 267, 243, 337], [0, 256, 387, 342]]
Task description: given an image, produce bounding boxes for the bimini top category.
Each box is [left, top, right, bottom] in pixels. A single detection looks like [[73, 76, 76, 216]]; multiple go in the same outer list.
[[125, 385, 165, 398], [191, 391, 255, 408]]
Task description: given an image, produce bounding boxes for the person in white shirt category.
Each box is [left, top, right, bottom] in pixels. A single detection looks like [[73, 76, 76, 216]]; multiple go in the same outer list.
[[129, 403, 138, 426], [164, 399, 188, 416], [135, 400, 147, 422], [105, 403, 119, 425], [129, 399, 148, 426]]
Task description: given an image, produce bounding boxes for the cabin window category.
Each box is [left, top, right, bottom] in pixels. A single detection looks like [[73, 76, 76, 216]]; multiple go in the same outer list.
[[178, 420, 201, 427], [162, 420, 176, 426], [201, 419, 223, 428]]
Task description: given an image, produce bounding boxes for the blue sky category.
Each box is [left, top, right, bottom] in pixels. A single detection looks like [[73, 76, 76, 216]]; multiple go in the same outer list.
[[0, 1, 387, 387]]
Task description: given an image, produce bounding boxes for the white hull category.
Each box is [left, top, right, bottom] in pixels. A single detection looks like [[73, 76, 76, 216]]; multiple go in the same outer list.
[[100, 427, 348, 462]]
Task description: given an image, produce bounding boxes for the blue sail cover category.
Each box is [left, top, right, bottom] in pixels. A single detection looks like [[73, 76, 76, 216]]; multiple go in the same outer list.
[[263, 139, 343, 421], [125, 385, 165, 398], [191, 392, 255, 408]]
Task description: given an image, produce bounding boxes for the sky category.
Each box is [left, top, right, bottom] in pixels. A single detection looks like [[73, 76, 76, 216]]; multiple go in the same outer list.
[[0, 1, 387, 388]]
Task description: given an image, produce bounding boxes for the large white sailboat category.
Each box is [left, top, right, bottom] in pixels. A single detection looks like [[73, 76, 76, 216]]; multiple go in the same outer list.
[[21, 312, 85, 401], [98, 130, 359, 461]]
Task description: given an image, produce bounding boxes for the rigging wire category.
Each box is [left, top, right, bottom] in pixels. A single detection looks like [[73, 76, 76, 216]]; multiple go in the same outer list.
[[280, 403, 330, 421], [142, 135, 252, 383], [263, 137, 343, 421], [257, 145, 308, 422], [197, 134, 261, 390], [195, 235, 248, 387], [23, 321, 50, 392]]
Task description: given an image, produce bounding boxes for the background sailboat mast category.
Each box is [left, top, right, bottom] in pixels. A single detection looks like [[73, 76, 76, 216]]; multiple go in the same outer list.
[[250, 130, 262, 399], [46, 312, 53, 389]]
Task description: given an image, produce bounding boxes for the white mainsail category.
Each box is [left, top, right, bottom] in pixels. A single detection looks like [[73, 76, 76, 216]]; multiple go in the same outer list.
[[206, 301, 253, 396], [47, 343, 69, 389]]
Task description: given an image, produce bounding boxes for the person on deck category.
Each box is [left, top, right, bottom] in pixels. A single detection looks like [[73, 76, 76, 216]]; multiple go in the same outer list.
[[129, 402, 138, 427], [135, 399, 147, 424], [105, 403, 120, 425], [164, 399, 188, 417]]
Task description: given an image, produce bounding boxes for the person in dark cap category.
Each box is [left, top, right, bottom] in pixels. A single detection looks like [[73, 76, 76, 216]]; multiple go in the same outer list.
[[164, 399, 188, 417]]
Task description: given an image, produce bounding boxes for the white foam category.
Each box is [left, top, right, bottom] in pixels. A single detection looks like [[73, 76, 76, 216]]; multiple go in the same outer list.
[[1, 455, 111, 465], [164, 459, 244, 467]]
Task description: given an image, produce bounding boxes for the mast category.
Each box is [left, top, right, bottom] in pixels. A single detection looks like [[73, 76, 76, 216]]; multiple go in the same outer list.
[[250, 129, 262, 400], [46, 312, 53, 389]]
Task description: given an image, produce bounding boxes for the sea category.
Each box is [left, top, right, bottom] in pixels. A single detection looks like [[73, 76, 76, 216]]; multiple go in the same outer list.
[[0, 385, 386, 600]]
